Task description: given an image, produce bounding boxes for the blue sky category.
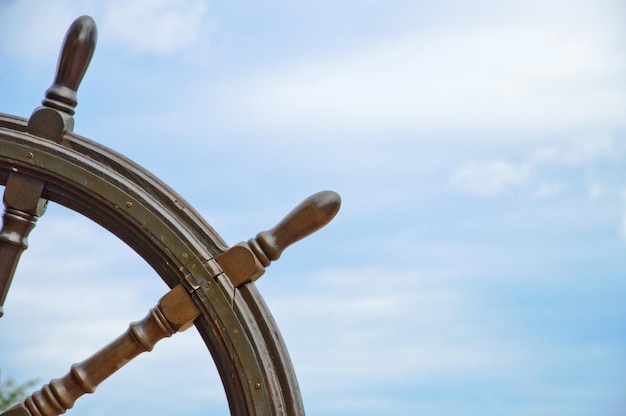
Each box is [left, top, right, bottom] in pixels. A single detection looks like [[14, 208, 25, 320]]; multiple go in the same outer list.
[[1, 1, 625, 415]]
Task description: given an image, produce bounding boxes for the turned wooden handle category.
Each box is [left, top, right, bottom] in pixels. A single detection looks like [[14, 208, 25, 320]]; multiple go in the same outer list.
[[216, 190, 341, 287], [253, 191, 341, 262], [42, 15, 97, 115]]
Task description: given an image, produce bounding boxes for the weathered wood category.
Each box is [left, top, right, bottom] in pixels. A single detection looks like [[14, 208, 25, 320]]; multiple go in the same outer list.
[[5, 285, 199, 416]]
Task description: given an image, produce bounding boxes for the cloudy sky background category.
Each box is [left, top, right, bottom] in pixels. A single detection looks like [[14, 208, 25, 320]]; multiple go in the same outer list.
[[1, 0, 625, 415]]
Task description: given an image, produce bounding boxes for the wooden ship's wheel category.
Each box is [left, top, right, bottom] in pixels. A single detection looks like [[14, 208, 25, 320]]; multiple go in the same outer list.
[[0, 16, 340, 416]]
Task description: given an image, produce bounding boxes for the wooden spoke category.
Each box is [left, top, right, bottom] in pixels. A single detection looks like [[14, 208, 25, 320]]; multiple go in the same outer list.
[[0, 173, 47, 317], [2, 284, 199, 416]]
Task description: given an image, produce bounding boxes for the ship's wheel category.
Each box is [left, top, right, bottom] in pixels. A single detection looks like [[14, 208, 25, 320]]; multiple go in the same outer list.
[[0, 16, 340, 416]]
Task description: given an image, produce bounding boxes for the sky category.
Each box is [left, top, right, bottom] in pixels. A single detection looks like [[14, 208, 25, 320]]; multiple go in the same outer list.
[[0, 0, 625, 415]]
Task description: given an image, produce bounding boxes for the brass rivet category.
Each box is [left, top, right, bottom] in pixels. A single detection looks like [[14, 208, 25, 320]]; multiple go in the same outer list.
[[27, 152, 34, 159], [126, 202, 133, 208], [233, 329, 239, 334], [254, 383, 261, 389], [182, 253, 188, 258], [205, 281, 211, 287]]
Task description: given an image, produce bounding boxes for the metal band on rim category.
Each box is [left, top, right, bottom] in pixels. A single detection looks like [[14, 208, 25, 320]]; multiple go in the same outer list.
[[0, 113, 304, 416]]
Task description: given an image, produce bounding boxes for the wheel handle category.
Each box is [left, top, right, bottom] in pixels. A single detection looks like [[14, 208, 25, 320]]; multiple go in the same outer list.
[[27, 15, 97, 141], [216, 190, 341, 287]]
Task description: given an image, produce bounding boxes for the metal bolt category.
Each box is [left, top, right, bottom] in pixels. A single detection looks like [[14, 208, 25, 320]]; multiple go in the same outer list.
[[254, 383, 261, 389], [27, 152, 34, 159], [126, 202, 133, 208]]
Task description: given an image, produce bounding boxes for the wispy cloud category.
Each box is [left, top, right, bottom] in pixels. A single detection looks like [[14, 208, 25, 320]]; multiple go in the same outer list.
[[449, 160, 530, 197], [0, 0, 215, 64], [533, 182, 565, 198], [216, 3, 625, 139], [100, 0, 213, 57], [0, 1, 81, 64], [449, 134, 619, 197]]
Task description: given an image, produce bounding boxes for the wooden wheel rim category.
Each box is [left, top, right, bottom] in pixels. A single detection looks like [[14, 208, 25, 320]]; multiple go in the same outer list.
[[0, 112, 305, 416]]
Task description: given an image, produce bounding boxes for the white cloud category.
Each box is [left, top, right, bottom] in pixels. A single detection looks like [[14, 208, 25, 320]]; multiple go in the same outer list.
[[0, 0, 82, 64], [449, 160, 529, 196], [267, 266, 524, 398], [101, 0, 212, 57], [0, 0, 215, 63], [263, 262, 621, 416], [218, 1, 625, 139], [529, 134, 615, 166], [588, 183, 605, 199], [450, 134, 619, 197], [533, 182, 565, 198]]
